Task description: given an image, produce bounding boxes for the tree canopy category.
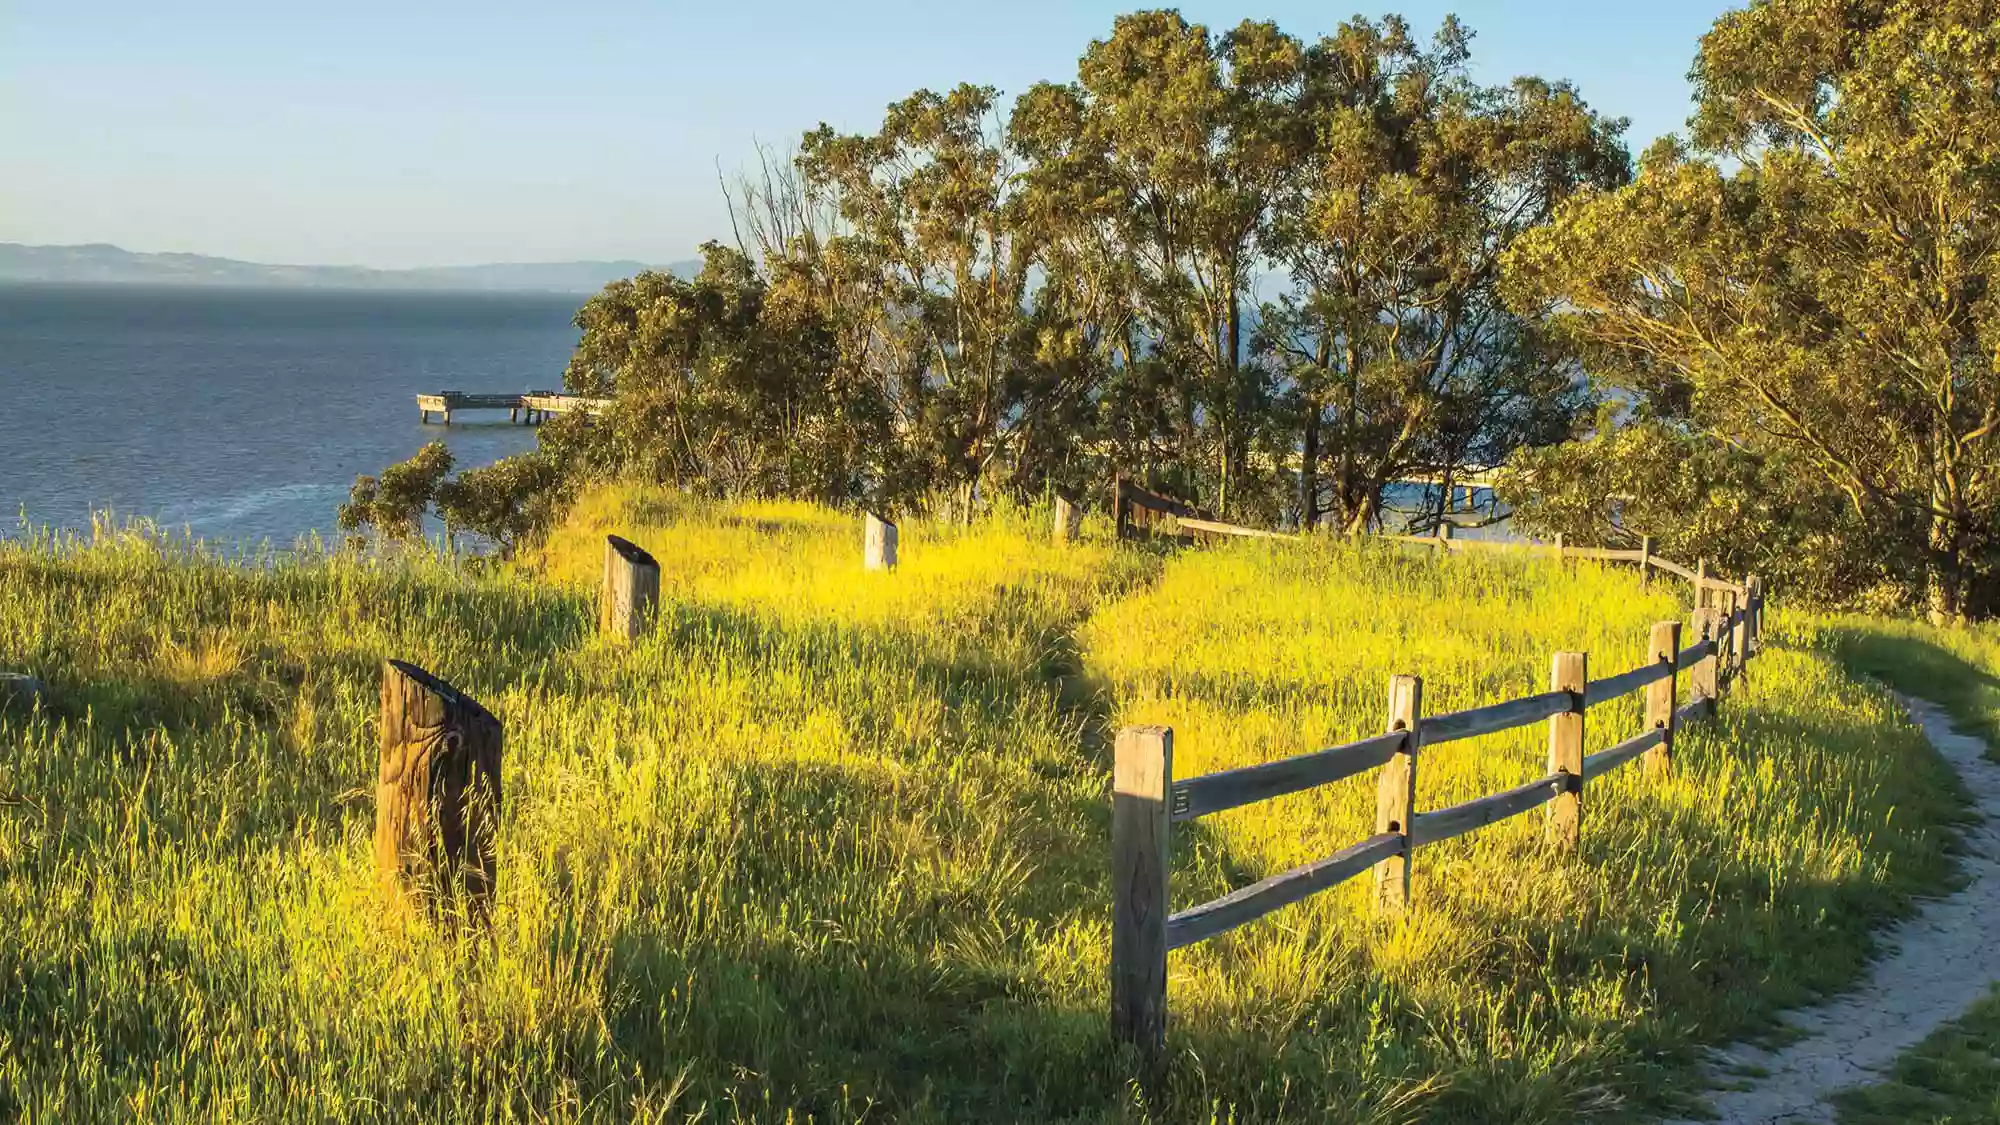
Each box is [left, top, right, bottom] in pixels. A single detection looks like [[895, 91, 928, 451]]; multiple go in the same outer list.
[[1503, 0, 2000, 619]]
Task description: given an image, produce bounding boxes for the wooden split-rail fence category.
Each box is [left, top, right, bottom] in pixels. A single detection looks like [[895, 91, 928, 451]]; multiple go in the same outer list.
[[1106, 474, 1766, 1058]]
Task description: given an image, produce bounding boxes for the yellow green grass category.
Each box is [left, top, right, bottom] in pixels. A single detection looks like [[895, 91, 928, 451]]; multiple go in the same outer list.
[[0, 490, 1970, 1122]]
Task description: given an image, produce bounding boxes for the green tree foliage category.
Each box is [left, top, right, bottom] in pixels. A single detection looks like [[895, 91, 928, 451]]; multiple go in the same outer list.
[[434, 453, 567, 558], [337, 441, 453, 544], [1505, 0, 2000, 619], [1252, 16, 1626, 532], [549, 11, 1619, 528], [554, 243, 878, 504]]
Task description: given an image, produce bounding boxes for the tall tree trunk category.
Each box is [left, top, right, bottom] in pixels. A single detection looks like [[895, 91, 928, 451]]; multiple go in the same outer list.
[[1300, 402, 1322, 530], [1928, 469, 1966, 625]]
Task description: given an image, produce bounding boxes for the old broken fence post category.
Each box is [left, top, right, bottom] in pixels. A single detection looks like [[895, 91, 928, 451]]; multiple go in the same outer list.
[[600, 534, 660, 641], [864, 513, 898, 571], [376, 660, 503, 918], [1053, 495, 1082, 544], [1110, 725, 1172, 1057]]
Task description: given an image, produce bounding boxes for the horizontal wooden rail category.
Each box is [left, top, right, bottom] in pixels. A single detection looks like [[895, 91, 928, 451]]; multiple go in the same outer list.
[[1582, 659, 1674, 707], [1582, 725, 1666, 778], [1410, 772, 1569, 848], [1565, 546, 1646, 563], [1674, 697, 1709, 725], [1649, 557, 1697, 581], [1177, 517, 1299, 542], [1423, 689, 1575, 746], [1677, 638, 1715, 666], [1166, 832, 1404, 950], [1170, 732, 1407, 823]]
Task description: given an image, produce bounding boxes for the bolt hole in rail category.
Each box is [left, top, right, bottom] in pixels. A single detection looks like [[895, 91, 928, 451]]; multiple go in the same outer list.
[[1105, 476, 1764, 1058]]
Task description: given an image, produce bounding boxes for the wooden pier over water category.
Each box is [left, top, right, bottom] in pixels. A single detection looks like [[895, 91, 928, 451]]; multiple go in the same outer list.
[[416, 391, 610, 425]]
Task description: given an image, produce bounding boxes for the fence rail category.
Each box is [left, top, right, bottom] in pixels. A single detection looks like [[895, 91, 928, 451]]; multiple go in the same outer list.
[[1106, 512, 1767, 1058]]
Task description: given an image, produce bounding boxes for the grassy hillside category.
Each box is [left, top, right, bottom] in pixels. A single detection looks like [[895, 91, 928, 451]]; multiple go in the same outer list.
[[0, 491, 1969, 1122]]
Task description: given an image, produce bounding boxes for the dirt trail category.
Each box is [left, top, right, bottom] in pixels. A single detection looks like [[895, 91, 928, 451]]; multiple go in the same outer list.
[[1675, 694, 2000, 1124]]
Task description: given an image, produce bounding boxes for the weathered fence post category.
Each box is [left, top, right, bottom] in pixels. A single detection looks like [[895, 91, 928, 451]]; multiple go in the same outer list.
[[1547, 652, 1586, 849], [376, 660, 503, 916], [1111, 476, 1132, 541], [1053, 495, 1081, 544], [1735, 575, 1760, 670], [1435, 522, 1454, 550], [1692, 608, 1721, 717], [1639, 535, 1655, 581], [1554, 532, 1566, 560], [599, 535, 660, 641], [1645, 620, 1682, 777], [1374, 674, 1424, 917], [1111, 725, 1172, 1059], [864, 513, 898, 571], [1695, 559, 1710, 609], [1746, 574, 1765, 655]]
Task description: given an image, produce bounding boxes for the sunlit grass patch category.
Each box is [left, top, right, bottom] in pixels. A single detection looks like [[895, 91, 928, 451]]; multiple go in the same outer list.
[[0, 496, 1970, 1122]]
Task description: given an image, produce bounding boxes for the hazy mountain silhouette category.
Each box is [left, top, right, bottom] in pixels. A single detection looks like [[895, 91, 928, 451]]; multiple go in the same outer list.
[[0, 243, 699, 293]]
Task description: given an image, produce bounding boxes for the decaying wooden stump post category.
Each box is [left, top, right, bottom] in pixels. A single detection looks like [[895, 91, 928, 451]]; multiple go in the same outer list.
[[599, 535, 661, 641], [1110, 725, 1172, 1060], [1053, 495, 1082, 544], [376, 660, 503, 916], [864, 513, 898, 571]]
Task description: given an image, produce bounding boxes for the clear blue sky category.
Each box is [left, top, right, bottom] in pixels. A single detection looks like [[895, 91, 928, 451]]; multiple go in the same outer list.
[[1, 1, 1731, 269]]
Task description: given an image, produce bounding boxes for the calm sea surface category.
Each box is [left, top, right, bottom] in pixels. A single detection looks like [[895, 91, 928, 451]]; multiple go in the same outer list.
[[0, 284, 582, 550]]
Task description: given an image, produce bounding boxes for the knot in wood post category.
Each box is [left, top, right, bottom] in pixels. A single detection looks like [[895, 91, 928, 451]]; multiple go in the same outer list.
[[1546, 652, 1586, 850], [600, 535, 661, 641], [1644, 621, 1682, 777], [1374, 675, 1423, 918], [1111, 725, 1172, 1062], [864, 513, 898, 571], [376, 660, 503, 918]]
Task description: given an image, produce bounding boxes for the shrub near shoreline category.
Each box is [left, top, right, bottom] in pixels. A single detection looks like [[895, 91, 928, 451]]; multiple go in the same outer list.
[[0, 496, 1968, 1122]]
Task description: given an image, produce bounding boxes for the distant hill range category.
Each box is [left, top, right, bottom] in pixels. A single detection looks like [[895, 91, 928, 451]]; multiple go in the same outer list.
[[0, 243, 699, 294]]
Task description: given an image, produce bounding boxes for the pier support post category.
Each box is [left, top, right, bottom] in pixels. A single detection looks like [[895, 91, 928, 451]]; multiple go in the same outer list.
[[864, 514, 898, 571], [600, 535, 661, 641], [376, 661, 502, 918]]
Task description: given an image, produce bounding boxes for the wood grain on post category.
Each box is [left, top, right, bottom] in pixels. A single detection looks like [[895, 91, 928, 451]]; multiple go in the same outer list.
[[1644, 621, 1682, 777], [1546, 652, 1586, 849], [1053, 495, 1081, 544], [1691, 608, 1721, 716], [599, 535, 661, 642], [864, 513, 898, 571], [1111, 725, 1172, 1057], [376, 660, 503, 915], [1374, 675, 1423, 917]]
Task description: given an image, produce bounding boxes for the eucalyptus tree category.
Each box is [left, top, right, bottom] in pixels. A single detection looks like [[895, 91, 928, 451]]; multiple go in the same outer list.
[[798, 84, 1045, 516], [1257, 15, 1627, 532], [1506, 0, 2000, 620], [1010, 12, 1299, 515]]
